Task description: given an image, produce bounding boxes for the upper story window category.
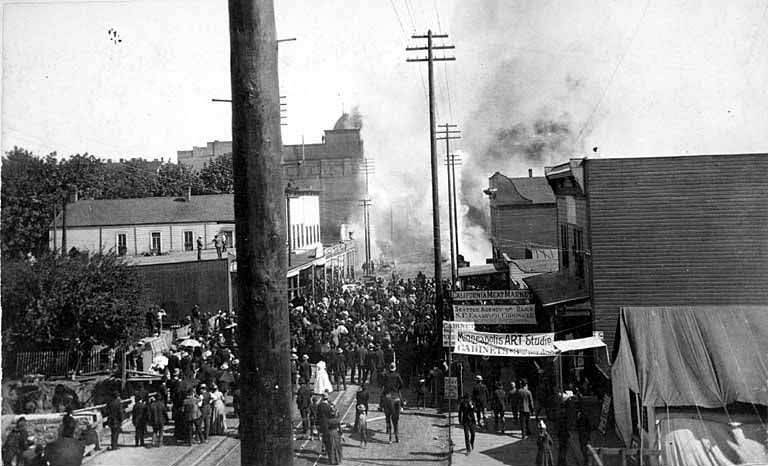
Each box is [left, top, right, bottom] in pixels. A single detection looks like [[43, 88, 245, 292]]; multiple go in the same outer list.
[[566, 196, 576, 224], [573, 227, 585, 277], [560, 224, 570, 269]]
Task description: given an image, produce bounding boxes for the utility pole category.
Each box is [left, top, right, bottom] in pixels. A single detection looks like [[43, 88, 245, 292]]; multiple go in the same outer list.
[[437, 124, 461, 284], [448, 153, 462, 268], [407, 30, 455, 320], [228, 1, 293, 465], [359, 198, 372, 274], [360, 158, 375, 274]]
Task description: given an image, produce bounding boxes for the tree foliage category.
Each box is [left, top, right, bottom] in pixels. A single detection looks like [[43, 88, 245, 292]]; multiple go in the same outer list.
[[1, 252, 149, 353], [1, 147, 235, 259]]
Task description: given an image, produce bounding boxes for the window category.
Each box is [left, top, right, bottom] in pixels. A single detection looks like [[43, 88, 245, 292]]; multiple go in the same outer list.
[[560, 224, 570, 269], [117, 233, 127, 256], [184, 231, 194, 251], [151, 232, 161, 254], [574, 227, 584, 277]]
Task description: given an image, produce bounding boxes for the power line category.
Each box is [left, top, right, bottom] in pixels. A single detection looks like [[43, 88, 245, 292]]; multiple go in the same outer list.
[[575, 0, 652, 146], [388, 0, 407, 35]]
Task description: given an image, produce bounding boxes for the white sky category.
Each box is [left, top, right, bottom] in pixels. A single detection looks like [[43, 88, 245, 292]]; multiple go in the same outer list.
[[2, 0, 767, 161], [3, 0, 768, 262]]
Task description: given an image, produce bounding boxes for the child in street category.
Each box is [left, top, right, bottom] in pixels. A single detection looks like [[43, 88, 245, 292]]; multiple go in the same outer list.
[[357, 404, 368, 447]]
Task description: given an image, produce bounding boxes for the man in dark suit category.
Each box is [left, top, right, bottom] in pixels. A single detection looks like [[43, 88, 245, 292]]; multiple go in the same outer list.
[[299, 354, 312, 384], [354, 383, 370, 432], [332, 348, 347, 391], [105, 391, 123, 450], [44, 419, 84, 466], [297, 381, 313, 436], [316, 393, 334, 454], [458, 393, 476, 454], [148, 394, 168, 447], [472, 375, 489, 429], [518, 379, 535, 438], [132, 394, 149, 447]]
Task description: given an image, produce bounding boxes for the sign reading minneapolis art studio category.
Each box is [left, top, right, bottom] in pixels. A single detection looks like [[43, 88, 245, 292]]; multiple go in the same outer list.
[[453, 304, 536, 324], [452, 289, 531, 301], [442, 321, 475, 347], [454, 331, 557, 357]]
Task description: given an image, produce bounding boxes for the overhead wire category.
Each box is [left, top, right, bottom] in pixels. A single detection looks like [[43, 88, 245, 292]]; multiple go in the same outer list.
[[574, 0, 652, 147]]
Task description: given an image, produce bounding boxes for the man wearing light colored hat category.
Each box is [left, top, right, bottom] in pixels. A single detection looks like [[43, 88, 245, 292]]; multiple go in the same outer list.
[[472, 375, 489, 429]]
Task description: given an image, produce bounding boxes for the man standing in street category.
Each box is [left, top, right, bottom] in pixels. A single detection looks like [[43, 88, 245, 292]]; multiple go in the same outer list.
[[472, 375, 489, 429], [196, 236, 203, 260], [458, 393, 476, 454], [132, 394, 148, 447], [199, 384, 212, 443], [491, 381, 507, 433], [332, 348, 347, 392], [299, 354, 312, 384], [105, 391, 123, 450], [354, 383, 369, 432], [297, 380, 313, 437], [518, 379, 535, 439], [316, 393, 333, 454], [356, 342, 368, 384], [507, 381, 520, 424], [148, 394, 167, 448], [183, 389, 203, 445]]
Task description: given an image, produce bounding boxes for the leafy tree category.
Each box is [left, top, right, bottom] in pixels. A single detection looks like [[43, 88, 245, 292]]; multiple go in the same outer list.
[[198, 152, 234, 194], [156, 162, 203, 197], [0, 148, 60, 259], [1, 251, 149, 354]]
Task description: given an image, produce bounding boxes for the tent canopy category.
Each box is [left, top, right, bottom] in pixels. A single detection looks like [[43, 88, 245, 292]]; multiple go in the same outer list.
[[611, 305, 768, 446]]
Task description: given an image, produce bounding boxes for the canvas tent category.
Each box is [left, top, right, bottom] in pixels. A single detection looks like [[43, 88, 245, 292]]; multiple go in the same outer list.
[[611, 306, 768, 466]]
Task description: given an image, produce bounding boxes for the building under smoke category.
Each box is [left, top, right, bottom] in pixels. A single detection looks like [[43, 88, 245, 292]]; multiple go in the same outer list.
[[177, 113, 365, 243]]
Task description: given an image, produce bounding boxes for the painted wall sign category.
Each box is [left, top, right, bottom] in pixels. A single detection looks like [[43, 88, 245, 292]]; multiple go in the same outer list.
[[453, 304, 537, 324]]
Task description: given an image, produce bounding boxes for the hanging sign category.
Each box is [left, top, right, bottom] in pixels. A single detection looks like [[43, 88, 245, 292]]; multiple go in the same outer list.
[[442, 321, 475, 347], [444, 377, 458, 400], [453, 304, 537, 324], [452, 289, 531, 301], [453, 330, 556, 357]]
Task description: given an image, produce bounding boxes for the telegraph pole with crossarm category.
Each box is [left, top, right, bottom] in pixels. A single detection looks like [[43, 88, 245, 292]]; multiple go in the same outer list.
[[406, 30, 455, 323]]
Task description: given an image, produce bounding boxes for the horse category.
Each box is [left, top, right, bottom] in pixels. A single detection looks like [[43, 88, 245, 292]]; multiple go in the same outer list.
[[381, 392, 402, 444]]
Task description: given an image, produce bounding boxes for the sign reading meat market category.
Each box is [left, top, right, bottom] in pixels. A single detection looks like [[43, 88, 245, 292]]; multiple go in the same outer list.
[[454, 331, 557, 357], [452, 289, 531, 301], [453, 304, 536, 324]]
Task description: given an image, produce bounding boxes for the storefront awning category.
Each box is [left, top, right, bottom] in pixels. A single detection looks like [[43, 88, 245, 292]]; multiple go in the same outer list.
[[523, 270, 589, 307], [553, 336, 606, 353]]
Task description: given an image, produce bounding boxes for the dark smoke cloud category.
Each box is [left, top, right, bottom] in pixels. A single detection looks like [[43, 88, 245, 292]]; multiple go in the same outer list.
[[460, 65, 582, 231]]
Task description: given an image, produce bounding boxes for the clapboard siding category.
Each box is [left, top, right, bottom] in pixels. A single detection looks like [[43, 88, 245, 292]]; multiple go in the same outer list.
[[493, 205, 556, 259], [586, 154, 768, 353]]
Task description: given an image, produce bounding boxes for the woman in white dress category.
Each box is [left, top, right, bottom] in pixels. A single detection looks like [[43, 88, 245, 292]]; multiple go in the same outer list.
[[314, 360, 334, 395], [210, 383, 227, 435]]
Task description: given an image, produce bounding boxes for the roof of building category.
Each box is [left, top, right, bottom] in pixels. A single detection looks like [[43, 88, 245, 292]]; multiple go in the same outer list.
[[523, 270, 589, 307], [509, 258, 559, 274], [491, 173, 555, 204], [55, 194, 235, 227]]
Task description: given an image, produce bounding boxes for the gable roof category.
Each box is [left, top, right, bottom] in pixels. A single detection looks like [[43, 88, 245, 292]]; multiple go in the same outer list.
[[54, 194, 235, 228], [491, 173, 555, 205]]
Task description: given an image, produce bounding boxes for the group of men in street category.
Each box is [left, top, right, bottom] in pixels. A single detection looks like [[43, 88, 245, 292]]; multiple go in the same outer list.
[[458, 376, 537, 454]]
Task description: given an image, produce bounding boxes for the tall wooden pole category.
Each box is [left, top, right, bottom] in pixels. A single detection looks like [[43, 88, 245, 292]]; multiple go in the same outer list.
[[228, 1, 293, 464]]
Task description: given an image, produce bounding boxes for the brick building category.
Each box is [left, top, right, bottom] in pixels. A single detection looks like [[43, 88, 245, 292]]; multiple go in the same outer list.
[[176, 113, 365, 242]]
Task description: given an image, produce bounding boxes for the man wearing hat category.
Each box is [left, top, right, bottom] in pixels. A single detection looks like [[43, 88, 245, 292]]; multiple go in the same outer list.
[[458, 393, 476, 454], [332, 348, 347, 391], [199, 384, 212, 442], [381, 362, 404, 399], [148, 393, 168, 447], [290, 352, 300, 396], [299, 354, 312, 384], [296, 380, 313, 437], [472, 375, 489, 429], [364, 344, 377, 386], [316, 393, 333, 453], [356, 341, 368, 384]]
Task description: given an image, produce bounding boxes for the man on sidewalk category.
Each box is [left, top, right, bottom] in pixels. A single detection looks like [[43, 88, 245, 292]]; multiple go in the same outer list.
[[472, 375, 489, 429], [518, 379, 535, 439], [458, 393, 476, 454], [183, 389, 203, 445], [297, 380, 313, 437]]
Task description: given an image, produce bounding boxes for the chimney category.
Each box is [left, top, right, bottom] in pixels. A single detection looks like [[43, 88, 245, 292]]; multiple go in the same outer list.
[[528, 168, 533, 178], [186, 186, 192, 202]]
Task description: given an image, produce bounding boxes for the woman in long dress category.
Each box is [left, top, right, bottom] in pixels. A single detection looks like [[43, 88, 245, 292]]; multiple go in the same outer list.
[[210, 384, 227, 435], [314, 360, 334, 395]]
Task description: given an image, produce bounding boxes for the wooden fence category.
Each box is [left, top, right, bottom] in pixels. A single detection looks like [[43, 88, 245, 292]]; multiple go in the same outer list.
[[12, 347, 113, 378]]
